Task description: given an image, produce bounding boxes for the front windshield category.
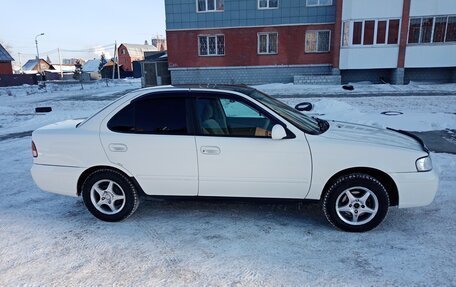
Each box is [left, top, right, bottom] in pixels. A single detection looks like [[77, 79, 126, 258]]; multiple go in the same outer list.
[[249, 90, 322, 135]]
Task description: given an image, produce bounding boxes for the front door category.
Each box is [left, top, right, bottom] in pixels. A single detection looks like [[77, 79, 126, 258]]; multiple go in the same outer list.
[[192, 91, 312, 199]]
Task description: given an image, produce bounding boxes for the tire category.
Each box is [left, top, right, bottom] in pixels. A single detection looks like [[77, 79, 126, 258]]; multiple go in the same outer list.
[[81, 169, 140, 222], [322, 173, 389, 232]]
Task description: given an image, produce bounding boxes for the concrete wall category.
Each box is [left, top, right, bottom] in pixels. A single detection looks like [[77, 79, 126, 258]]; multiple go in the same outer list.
[[165, 0, 337, 30], [409, 0, 456, 17], [342, 0, 403, 20], [170, 64, 332, 85], [340, 47, 399, 69], [341, 69, 394, 84], [405, 46, 456, 68], [404, 67, 455, 83]]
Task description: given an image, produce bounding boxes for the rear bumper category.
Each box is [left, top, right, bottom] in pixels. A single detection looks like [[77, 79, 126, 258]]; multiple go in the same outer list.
[[31, 164, 84, 197], [390, 169, 439, 208]]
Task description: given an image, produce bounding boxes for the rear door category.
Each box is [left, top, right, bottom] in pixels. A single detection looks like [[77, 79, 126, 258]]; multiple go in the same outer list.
[[192, 91, 312, 199], [99, 91, 198, 196]]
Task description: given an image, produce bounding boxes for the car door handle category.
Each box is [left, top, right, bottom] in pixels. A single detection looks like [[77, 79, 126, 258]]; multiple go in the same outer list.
[[200, 146, 221, 155], [109, 143, 128, 152]]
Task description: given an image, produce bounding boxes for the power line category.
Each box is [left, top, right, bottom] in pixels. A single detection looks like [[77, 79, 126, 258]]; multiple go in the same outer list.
[[15, 43, 116, 57]]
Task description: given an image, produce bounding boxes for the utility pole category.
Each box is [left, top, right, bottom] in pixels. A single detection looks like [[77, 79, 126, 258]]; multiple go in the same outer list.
[[35, 33, 45, 79], [116, 43, 120, 80], [112, 41, 117, 80], [58, 48, 63, 79], [18, 53, 23, 73]]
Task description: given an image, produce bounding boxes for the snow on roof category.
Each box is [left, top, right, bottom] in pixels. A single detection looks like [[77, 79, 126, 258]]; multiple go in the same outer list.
[[82, 59, 101, 72], [51, 65, 76, 73], [121, 43, 158, 59], [22, 59, 39, 71], [0, 44, 14, 61], [22, 59, 54, 72]]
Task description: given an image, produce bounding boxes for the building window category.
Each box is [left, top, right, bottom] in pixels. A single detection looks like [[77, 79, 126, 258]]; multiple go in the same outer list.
[[258, 0, 278, 9], [198, 35, 225, 56], [387, 19, 400, 44], [197, 0, 224, 12], [306, 0, 332, 7], [408, 18, 421, 43], [352, 22, 362, 45], [376, 20, 387, 44], [420, 17, 434, 43], [121, 49, 126, 55], [258, 32, 278, 54], [447, 16, 456, 42], [433, 17, 447, 43], [342, 21, 350, 47], [349, 19, 400, 46], [305, 30, 331, 53], [363, 20, 375, 45], [408, 16, 456, 44]]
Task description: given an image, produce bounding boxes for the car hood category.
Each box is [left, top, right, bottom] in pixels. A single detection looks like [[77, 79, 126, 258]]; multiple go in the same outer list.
[[320, 121, 424, 152]]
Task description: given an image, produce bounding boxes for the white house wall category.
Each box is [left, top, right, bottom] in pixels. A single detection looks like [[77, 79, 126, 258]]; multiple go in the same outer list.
[[405, 46, 456, 68], [342, 0, 404, 21], [340, 47, 399, 69], [410, 0, 456, 17]]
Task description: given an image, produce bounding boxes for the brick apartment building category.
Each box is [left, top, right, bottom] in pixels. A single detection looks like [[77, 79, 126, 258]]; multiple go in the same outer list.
[[165, 0, 456, 85]]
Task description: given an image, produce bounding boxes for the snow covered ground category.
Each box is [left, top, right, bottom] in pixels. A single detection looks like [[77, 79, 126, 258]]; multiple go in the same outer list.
[[255, 82, 456, 97], [0, 81, 456, 286]]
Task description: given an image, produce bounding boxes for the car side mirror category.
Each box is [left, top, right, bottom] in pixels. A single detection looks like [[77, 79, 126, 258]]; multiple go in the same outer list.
[[271, 124, 287, 140], [295, 102, 313, 112]]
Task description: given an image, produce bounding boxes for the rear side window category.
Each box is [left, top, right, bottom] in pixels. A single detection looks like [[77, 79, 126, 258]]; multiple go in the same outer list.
[[107, 104, 135, 132], [107, 97, 189, 135]]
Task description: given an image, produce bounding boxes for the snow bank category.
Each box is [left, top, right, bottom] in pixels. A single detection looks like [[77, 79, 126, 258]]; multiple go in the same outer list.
[[255, 82, 456, 96], [281, 96, 456, 131]]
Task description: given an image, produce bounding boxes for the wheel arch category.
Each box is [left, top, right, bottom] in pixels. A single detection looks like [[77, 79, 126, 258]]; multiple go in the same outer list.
[[321, 167, 399, 206], [77, 165, 145, 197]]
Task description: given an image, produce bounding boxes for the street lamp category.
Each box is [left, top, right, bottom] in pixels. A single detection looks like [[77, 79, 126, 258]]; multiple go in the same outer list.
[[35, 33, 45, 77]]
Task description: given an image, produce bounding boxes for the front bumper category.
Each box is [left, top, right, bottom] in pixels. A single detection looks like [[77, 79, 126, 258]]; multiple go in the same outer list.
[[31, 164, 84, 197], [390, 169, 439, 208]]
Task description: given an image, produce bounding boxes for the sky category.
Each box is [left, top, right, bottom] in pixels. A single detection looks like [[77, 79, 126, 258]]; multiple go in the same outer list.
[[0, 0, 166, 66]]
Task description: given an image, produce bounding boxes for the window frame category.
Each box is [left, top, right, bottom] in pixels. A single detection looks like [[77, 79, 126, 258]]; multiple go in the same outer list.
[[305, 30, 331, 53], [306, 0, 333, 7], [343, 18, 401, 47], [407, 15, 456, 44], [257, 32, 279, 55], [107, 92, 195, 136], [190, 91, 294, 139], [198, 34, 225, 57], [196, 0, 224, 13], [258, 0, 279, 10]]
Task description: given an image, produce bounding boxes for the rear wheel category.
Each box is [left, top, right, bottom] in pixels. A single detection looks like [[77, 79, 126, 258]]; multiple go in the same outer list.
[[81, 169, 139, 222], [322, 173, 389, 232]]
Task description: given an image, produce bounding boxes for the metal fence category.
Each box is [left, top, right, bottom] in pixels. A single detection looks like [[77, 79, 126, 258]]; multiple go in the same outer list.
[[0, 74, 38, 87]]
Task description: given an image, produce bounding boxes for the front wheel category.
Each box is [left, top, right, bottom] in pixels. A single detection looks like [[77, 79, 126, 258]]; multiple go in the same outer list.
[[81, 169, 140, 222], [322, 173, 389, 232]]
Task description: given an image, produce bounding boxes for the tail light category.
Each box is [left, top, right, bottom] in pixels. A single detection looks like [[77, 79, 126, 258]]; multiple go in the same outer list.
[[32, 141, 38, 158]]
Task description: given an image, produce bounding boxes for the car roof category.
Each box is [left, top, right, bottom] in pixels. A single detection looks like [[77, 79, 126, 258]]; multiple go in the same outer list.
[[136, 84, 256, 97], [175, 84, 256, 95]]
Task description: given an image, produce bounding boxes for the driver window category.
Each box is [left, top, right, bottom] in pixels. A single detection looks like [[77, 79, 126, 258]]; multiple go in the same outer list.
[[196, 96, 275, 137]]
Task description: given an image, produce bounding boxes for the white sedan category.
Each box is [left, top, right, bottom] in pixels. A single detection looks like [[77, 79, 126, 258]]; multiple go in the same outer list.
[[31, 86, 439, 232]]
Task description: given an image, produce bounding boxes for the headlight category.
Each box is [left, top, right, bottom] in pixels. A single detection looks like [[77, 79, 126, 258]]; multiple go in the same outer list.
[[416, 156, 432, 172]]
